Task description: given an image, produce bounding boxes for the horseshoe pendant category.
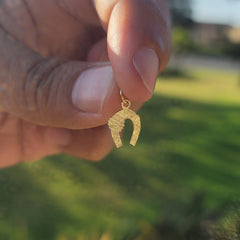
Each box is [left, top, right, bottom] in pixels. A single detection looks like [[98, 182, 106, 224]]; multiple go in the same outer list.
[[108, 97, 141, 148]]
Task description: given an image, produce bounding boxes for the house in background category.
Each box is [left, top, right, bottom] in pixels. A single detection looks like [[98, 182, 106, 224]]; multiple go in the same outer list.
[[167, 0, 240, 47], [191, 23, 240, 46], [227, 27, 240, 43], [191, 23, 231, 46]]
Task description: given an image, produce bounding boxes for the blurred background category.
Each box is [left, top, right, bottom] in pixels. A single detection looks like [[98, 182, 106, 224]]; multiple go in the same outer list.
[[0, 0, 240, 239]]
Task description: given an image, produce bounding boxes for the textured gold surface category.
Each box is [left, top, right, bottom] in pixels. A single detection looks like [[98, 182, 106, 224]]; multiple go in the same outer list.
[[108, 102, 141, 148]]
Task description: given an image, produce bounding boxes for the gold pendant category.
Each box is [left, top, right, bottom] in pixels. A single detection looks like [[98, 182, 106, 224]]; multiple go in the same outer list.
[[108, 92, 141, 148]]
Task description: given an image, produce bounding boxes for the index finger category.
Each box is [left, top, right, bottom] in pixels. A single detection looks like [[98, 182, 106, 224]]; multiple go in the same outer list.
[[94, 0, 171, 101]]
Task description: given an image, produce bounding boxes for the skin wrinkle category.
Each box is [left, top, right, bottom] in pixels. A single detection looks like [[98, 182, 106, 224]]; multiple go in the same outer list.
[[56, 0, 106, 60], [1, 0, 78, 58], [0, 21, 17, 41], [32, 1, 97, 60], [0, 25, 42, 114], [22, 0, 38, 29], [58, 0, 100, 25], [0, 2, 40, 55], [24, 58, 69, 114], [0, 1, 29, 41], [35, 59, 70, 115], [22, 0, 40, 48], [56, 0, 87, 24], [1, 0, 110, 61], [22, 57, 48, 112]]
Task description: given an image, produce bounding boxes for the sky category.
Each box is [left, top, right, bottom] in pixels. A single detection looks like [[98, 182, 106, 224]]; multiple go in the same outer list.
[[192, 0, 240, 27]]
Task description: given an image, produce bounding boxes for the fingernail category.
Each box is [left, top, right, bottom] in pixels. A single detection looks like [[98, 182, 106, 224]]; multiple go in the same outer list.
[[133, 48, 159, 94], [72, 65, 114, 113]]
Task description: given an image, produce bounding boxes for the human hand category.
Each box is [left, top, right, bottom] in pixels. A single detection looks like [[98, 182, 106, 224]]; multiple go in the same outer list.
[[0, 0, 170, 168]]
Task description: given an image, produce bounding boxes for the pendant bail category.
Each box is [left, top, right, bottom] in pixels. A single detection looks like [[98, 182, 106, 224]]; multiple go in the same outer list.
[[121, 99, 131, 109]]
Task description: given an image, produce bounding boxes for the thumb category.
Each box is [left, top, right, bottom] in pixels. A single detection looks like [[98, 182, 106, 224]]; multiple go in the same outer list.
[[0, 29, 120, 129]]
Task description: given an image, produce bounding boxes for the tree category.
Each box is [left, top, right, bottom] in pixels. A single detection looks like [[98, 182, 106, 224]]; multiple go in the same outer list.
[[166, 0, 192, 18], [166, 0, 194, 28]]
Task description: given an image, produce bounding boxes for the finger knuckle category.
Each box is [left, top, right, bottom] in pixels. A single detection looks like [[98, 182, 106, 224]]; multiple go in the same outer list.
[[22, 58, 67, 117]]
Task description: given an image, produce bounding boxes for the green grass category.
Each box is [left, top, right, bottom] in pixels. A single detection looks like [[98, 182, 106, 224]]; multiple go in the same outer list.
[[0, 68, 240, 240]]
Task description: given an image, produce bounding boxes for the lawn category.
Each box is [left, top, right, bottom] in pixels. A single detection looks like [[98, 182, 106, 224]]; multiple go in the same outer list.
[[0, 68, 239, 240]]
